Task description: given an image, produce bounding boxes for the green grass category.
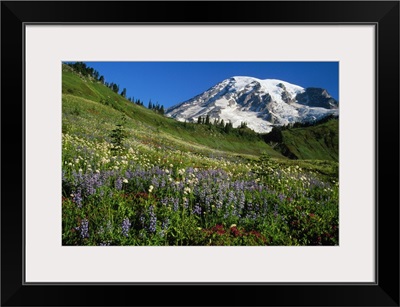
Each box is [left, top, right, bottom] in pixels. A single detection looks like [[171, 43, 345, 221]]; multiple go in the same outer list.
[[281, 119, 339, 161]]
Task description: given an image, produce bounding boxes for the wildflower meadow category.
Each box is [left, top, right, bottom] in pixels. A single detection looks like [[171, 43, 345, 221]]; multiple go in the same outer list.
[[62, 129, 339, 246], [62, 63, 339, 246]]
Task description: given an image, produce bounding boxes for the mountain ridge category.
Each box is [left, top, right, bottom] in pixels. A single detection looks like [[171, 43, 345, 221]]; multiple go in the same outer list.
[[166, 76, 338, 133]]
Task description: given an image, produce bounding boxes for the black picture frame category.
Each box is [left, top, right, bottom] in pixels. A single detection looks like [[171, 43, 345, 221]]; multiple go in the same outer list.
[[1, 1, 399, 306]]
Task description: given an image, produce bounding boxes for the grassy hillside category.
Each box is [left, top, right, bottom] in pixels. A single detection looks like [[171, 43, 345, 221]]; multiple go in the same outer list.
[[62, 64, 283, 160], [281, 119, 339, 161]]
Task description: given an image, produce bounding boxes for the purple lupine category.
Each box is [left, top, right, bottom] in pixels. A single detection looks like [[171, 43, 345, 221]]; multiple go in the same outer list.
[[172, 197, 179, 211], [75, 218, 89, 239], [245, 201, 254, 219], [121, 218, 131, 237], [72, 171, 84, 187], [183, 197, 189, 209], [139, 214, 146, 228], [148, 205, 157, 233], [161, 218, 169, 230], [273, 203, 279, 219], [262, 198, 269, 215], [151, 177, 159, 189], [159, 218, 170, 237], [238, 192, 245, 209], [83, 172, 103, 195], [161, 197, 168, 206], [72, 189, 83, 208], [227, 191, 236, 206], [216, 188, 225, 210], [193, 203, 202, 215], [115, 177, 123, 190], [160, 179, 166, 188]]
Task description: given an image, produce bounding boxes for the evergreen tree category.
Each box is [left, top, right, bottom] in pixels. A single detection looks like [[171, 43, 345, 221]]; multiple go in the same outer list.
[[121, 88, 127, 97], [109, 116, 128, 153], [264, 126, 283, 143], [205, 114, 210, 125], [112, 83, 119, 93], [224, 121, 233, 133]]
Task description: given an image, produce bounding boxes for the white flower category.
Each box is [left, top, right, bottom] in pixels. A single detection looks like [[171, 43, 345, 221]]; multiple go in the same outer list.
[[78, 168, 83, 173], [148, 185, 154, 193], [123, 178, 128, 183]]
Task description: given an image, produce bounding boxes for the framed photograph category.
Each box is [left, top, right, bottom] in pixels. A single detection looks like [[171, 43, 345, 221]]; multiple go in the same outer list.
[[2, 1, 399, 306]]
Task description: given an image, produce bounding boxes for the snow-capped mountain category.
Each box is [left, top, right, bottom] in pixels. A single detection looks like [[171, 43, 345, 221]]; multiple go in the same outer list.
[[165, 76, 338, 133]]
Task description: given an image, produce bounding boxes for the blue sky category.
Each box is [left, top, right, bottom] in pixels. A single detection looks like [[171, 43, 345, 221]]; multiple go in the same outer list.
[[83, 62, 339, 109]]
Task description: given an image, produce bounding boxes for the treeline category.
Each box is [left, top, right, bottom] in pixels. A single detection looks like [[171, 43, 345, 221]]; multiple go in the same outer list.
[[66, 62, 126, 95], [66, 62, 165, 112], [148, 101, 165, 115], [262, 115, 338, 143], [66, 62, 102, 81], [191, 115, 259, 140], [196, 115, 248, 133], [127, 97, 145, 107], [281, 114, 338, 130]]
